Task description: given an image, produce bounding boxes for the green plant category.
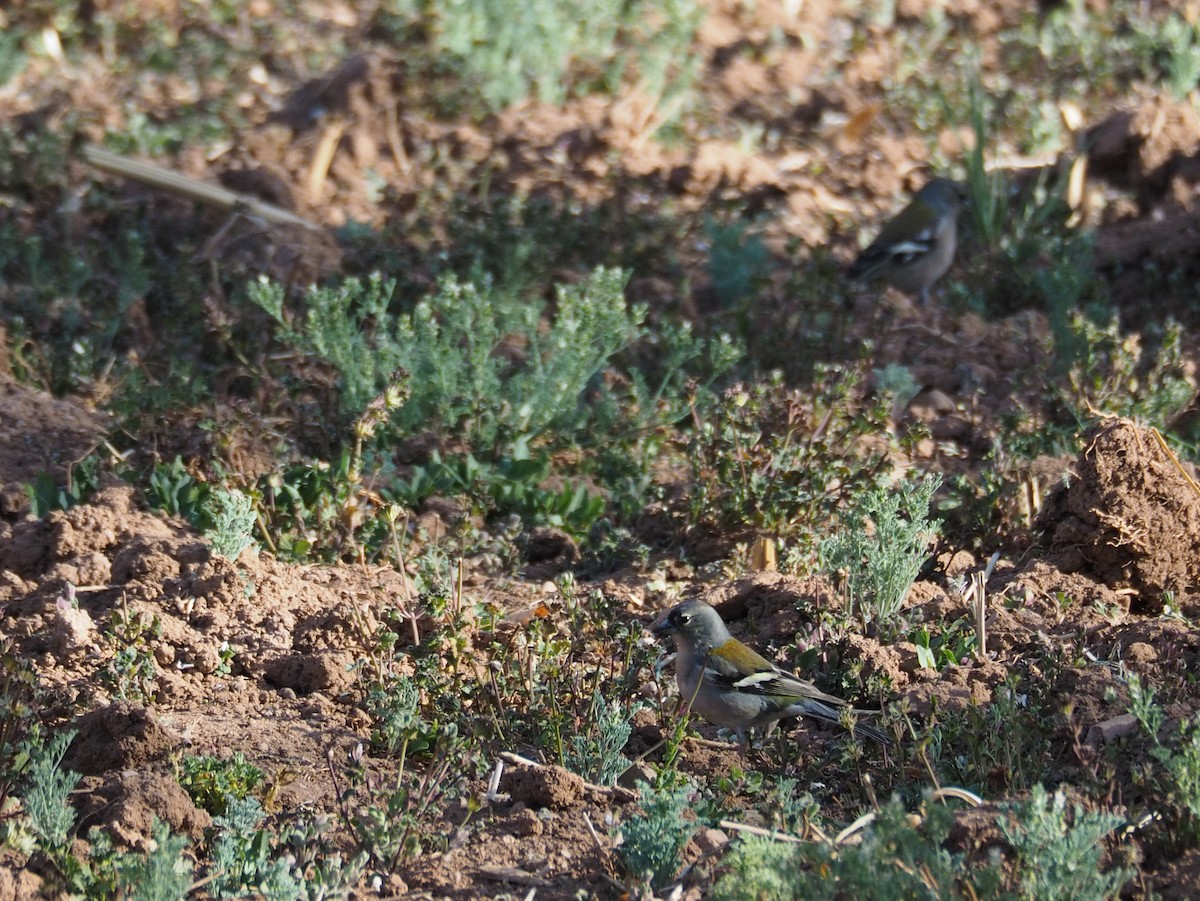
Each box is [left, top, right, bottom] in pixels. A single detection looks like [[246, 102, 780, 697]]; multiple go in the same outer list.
[[207, 796, 366, 900], [380, 0, 701, 117], [248, 381, 406, 563], [1127, 673, 1200, 845], [762, 778, 821, 835], [922, 676, 1054, 793], [1062, 315, 1195, 428], [686, 367, 892, 546], [1000, 784, 1131, 901], [250, 266, 644, 450], [328, 734, 467, 871], [0, 642, 40, 817], [0, 26, 25, 88], [393, 447, 606, 539], [618, 779, 698, 890], [214, 641, 236, 677], [954, 79, 1099, 324], [252, 452, 362, 562], [11, 728, 192, 898], [962, 80, 1070, 258], [85, 821, 193, 901], [11, 729, 78, 867], [340, 603, 479, 869], [100, 600, 162, 703], [563, 687, 637, 786], [248, 273, 401, 418], [910, 620, 977, 672], [819, 475, 941, 632], [712, 794, 1005, 901], [706, 218, 770, 309], [873, 363, 921, 421], [25, 451, 104, 516], [362, 674, 438, 763], [1129, 7, 1200, 98], [146, 456, 214, 530], [204, 488, 257, 560], [177, 751, 265, 816]]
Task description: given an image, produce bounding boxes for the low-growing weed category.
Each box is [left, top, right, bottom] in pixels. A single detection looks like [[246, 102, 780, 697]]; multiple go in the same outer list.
[[686, 367, 891, 548], [1000, 784, 1132, 901], [713, 783, 1130, 901], [618, 779, 698, 891], [328, 735, 467, 871], [873, 363, 922, 422], [712, 794, 1005, 901], [819, 475, 941, 634], [205, 488, 257, 560], [177, 751, 265, 816], [11, 728, 193, 899], [1062, 315, 1195, 428], [563, 687, 638, 787], [25, 451, 105, 516], [207, 796, 366, 900], [0, 642, 40, 815], [393, 448, 606, 540], [84, 821, 193, 901], [146, 456, 213, 530], [1126, 673, 1200, 847], [910, 620, 977, 672], [378, 0, 701, 120], [919, 675, 1055, 794], [706, 218, 770, 311], [249, 266, 643, 450], [100, 599, 161, 704]]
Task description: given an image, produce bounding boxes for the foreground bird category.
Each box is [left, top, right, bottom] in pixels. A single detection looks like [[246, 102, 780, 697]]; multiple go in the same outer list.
[[652, 599, 888, 746], [846, 177, 966, 305]]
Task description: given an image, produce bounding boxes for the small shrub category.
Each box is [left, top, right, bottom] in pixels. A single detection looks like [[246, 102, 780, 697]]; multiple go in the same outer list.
[[146, 456, 214, 530], [0, 642, 39, 815], [330, 735, 466, 870], [26, 452, 104, 516], [563, 688, 637, 786], [250, 266, 644, 449], [923, 675, 1054, 793], [14, 729, 78, 861], [706, 218, 770, 309], [86, 820, 193, 901], [1127, 673, 1200, 846], [1063, 315, 1194, 428], [207, 796, 366, 900], [1000, 784, 1131, 901], [873, 363, 922, 421], [380, 0, 701, 116], [13, 728, 192, 898], [619, 780, 698, 890], [819, 475, 941, 632], [686, 367, 891, 546], [393, 448, 605, 539], [712, 795, 1005, 901]]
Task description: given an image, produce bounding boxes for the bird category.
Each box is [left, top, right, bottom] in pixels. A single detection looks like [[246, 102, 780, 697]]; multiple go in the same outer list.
[[651, 599, 888, 746], [846, 177, 967, 305]]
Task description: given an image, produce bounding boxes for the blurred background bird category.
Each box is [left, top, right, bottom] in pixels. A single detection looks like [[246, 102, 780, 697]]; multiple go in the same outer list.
[[846, 177, 967, 305], [652, 599, 888, 747]]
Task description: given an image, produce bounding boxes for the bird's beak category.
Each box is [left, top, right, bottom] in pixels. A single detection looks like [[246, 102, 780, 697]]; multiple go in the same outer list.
[[650, 611, 674, 638]]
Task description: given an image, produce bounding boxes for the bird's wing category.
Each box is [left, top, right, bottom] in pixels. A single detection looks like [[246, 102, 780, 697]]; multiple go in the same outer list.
[[848, 222, 938, 279], [703, 650, 848, 706]]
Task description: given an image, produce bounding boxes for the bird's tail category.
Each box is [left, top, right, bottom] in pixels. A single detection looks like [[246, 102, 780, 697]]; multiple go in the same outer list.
[[787, 700, 891, 744]]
